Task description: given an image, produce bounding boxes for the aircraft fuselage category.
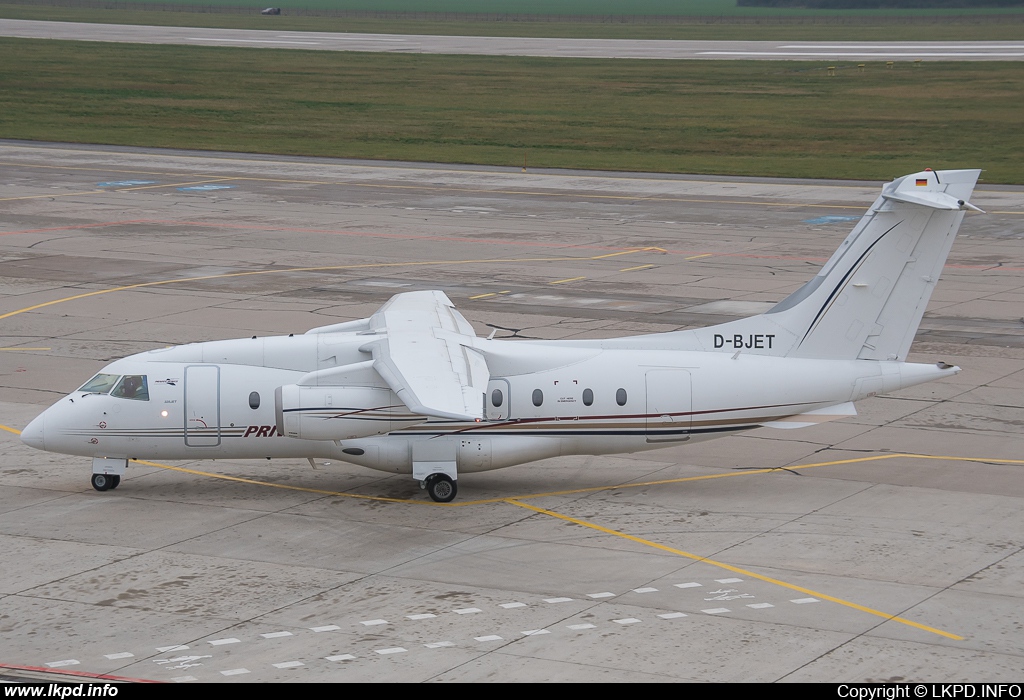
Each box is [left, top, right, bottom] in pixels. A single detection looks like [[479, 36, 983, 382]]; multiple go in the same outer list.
[[21, 332, 951, 474]]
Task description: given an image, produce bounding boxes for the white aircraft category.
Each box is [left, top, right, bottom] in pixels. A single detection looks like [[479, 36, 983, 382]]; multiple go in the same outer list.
[[20, 169, 983, 502]]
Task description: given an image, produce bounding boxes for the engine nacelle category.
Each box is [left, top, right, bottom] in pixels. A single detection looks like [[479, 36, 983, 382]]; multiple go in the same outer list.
[[275, 384, 426, 441]]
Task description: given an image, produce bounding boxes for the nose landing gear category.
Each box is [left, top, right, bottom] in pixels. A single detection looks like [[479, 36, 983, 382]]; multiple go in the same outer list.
[[91, 457, 127, 492]]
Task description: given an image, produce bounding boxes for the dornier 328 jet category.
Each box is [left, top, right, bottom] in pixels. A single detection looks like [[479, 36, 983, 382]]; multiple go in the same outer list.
[[21, 169, 983, 502]]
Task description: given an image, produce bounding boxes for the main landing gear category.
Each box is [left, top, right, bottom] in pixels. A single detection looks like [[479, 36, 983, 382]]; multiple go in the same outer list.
[[423, 473, 457, 503], [91, 473, 120, 491], [412, 442, 459, 503]]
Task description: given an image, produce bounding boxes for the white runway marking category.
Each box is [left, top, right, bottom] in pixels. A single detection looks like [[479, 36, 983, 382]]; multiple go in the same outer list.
[[45, 660, 79, 668], [280, 35, 409, 42], [699, 51, 1024, 58], [24, 580, 833, 680], [782, 43, 1024, 49], [153, 654, 210, 668], [188, 38, 321, 45]]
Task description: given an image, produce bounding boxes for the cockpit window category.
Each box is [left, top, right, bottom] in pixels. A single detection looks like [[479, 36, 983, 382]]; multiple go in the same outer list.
[[111, 375, 149, 401], [78, 373, 120, 394]]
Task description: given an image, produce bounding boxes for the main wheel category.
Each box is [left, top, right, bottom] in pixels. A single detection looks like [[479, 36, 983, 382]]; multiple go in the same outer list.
[[425, 474, 457, 503], [91, 473, 113, 492], [110, 475, 121, 489]]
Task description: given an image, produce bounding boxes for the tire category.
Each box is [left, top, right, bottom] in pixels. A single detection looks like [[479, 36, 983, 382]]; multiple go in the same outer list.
[[426, 474, 457, 503], [110, 475, 121, 489], [91, 473, 112, 492]]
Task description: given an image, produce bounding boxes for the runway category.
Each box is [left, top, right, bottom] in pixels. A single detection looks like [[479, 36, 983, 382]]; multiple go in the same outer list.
[[2, 19, 1024, 60], [0, 141, 1022, 682]]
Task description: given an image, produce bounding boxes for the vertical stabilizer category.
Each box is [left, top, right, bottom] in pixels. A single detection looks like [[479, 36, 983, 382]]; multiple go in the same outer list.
[[688, 169, 980, 360], [542, 169, 982, 360], [776, 168, 980, 360]]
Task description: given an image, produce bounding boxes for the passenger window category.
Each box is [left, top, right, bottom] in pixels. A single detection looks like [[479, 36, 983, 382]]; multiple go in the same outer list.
[[491, 389, 503, 407], [111, 375, 149, 401], [582, 388, 594, 406], [249, 391, 260, 410], [532, 389, 543, 407], [78, 373, 120, 394], [616, 388, 627, 406]]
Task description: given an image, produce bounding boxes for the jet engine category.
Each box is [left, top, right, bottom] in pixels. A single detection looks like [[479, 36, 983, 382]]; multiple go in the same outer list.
[[275, 383, 426, 441]]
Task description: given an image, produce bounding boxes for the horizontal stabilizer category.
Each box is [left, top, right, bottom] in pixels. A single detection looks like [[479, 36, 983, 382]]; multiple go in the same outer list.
[[881, 171, 984, 212], [882, 190, 968, 210]]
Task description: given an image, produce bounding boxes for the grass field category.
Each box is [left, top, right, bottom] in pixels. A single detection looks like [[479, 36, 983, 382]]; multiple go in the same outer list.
[[2, 3, 1022, 40], [0, 38, 1021, 183]]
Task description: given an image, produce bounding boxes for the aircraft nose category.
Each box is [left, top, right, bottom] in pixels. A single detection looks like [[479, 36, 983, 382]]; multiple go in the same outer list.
[[20, 414, 46, 451]]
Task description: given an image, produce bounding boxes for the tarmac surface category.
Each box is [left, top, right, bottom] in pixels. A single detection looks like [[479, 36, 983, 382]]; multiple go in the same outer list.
[[2, 18, 1024, 61], [0, 141, 1022, 682]]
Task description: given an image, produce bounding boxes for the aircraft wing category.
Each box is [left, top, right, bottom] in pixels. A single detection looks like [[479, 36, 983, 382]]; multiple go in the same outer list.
[[362, 290, 488, 421]]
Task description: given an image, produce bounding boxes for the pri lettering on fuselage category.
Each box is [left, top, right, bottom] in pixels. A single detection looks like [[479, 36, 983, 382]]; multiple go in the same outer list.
[[713, 333, 776, 350], [244, 425, 283, 437]]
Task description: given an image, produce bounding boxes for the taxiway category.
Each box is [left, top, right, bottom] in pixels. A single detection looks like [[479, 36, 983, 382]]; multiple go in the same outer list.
[[0, 141, 1022, 682]]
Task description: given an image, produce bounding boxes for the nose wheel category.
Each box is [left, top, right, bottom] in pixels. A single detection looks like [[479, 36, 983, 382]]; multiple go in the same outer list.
[[90, 473, 120, 491], [424, 473, 457, 503]]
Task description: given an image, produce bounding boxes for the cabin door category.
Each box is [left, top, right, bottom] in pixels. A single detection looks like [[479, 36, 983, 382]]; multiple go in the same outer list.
[[645, 370, 691, 443], [486, 378, 511, 421], [184, 365, 221, 447]]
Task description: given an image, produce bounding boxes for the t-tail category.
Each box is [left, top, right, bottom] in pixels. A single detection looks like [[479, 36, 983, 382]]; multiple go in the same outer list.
[[696, 168, 982, 361]]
